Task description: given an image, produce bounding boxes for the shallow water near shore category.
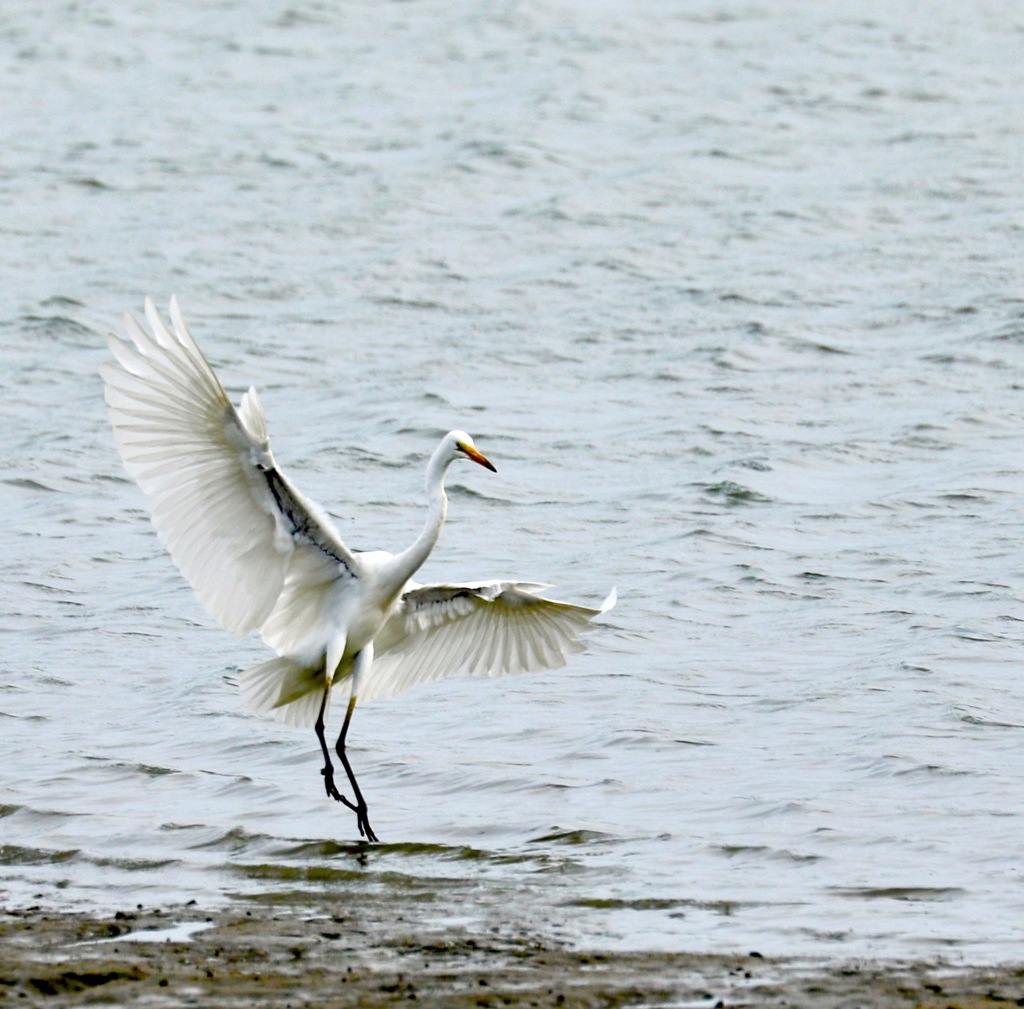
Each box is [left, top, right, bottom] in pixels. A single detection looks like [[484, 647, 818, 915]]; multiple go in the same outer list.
[[2, 0, 1024, 966], [5, 900, 1024, 1009]]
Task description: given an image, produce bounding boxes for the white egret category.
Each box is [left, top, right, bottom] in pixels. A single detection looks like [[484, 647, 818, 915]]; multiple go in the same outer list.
[[101, 298, 614, 841]]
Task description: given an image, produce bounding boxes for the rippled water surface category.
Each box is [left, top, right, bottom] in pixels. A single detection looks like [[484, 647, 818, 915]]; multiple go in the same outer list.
[[3, 0, 1024, 963]]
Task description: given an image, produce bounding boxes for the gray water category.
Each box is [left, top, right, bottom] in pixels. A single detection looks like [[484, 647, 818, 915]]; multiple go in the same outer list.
[[3, 0, 1024, 963]]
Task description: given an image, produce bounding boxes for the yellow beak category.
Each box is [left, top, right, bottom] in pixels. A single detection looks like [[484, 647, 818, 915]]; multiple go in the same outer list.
[[462, 444, 497, 473]]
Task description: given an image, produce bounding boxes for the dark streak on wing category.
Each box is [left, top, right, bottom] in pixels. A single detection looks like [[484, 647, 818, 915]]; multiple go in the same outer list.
[[260, 465, 355, 577], [402, 587, 475, 614]]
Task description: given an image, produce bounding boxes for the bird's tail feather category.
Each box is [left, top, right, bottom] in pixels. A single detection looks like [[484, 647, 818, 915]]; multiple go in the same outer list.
[[238, 656, 327, 729]]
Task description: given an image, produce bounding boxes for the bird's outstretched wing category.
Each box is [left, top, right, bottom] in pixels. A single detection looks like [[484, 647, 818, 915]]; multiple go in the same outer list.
[[101, 296, 361, 644], [358, 582, 616, 703]]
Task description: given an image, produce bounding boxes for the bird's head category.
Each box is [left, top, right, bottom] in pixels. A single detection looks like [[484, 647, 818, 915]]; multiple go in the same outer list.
[[449, 430, 497, 473]]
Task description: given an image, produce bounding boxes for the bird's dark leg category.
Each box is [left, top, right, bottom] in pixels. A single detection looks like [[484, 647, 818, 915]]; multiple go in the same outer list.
[[336, 695, 378, 842], [314, 687, 358, 814]]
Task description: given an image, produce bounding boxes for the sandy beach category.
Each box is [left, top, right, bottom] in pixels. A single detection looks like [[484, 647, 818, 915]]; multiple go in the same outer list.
[[3, 897, 1022, 1009]]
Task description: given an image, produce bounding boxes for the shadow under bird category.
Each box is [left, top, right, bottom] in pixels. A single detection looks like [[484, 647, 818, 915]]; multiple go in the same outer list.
[[101, 297, 615, 842]]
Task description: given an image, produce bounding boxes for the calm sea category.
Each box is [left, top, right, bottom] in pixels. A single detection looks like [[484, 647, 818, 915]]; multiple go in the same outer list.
[[2, 0, 1023, 962]]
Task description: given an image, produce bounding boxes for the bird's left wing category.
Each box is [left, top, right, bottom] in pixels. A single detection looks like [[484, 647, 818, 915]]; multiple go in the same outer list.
[[359, 582, 616, 703], [101, 297, 362, 641]]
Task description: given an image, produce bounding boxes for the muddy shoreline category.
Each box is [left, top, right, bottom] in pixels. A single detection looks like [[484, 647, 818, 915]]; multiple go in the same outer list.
[[2, 897, 1022, 1008]]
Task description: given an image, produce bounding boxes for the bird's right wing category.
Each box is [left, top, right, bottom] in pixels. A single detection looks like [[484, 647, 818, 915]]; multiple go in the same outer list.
[[101, 297, 362, 642], [359, 582, 616, 703]]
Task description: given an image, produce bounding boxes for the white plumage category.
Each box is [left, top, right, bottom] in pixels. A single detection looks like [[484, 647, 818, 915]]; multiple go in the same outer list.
[[102, 297, 614, 841]]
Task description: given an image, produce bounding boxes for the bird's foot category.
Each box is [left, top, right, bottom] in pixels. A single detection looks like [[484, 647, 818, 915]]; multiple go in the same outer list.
[[355, 803, 379, 844], [321, 766, 378, 840], [321, 766, 358, 814]]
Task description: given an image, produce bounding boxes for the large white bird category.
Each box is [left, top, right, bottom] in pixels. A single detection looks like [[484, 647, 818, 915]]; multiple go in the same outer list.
[[101, 297, 614, 841]]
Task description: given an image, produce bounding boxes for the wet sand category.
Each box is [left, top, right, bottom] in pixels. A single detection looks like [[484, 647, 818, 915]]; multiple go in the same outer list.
[[2, 896, 1022, 1008]]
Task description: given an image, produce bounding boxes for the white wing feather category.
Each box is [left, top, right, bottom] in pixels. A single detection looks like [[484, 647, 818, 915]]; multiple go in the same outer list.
[[101, 296, 361, 641], [357, 583, 615, 703], [237, 655, 329, 728]]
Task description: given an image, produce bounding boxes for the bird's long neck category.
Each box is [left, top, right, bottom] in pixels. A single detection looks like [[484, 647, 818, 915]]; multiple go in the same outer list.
[[380, 443, 450, 596]]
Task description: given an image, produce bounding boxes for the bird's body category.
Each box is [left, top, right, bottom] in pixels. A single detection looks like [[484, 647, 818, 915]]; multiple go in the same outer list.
[[102, 297, 613, 840]]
